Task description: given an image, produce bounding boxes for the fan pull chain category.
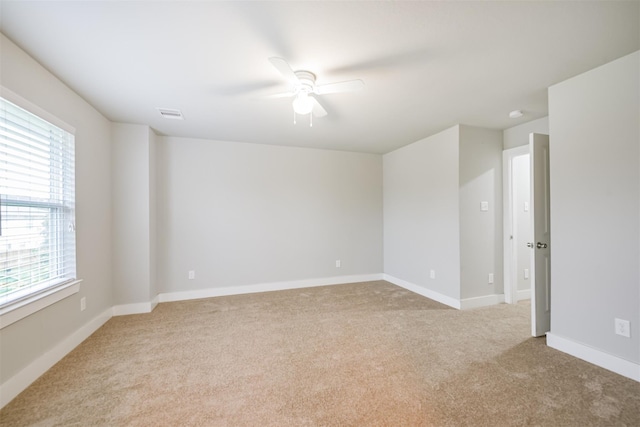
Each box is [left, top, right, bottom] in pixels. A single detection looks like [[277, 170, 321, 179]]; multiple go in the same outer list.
[[292, 111, 314, 127]]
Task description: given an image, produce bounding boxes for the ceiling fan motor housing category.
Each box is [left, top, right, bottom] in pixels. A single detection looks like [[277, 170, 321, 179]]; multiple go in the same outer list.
[[294, 70, 316, 94]]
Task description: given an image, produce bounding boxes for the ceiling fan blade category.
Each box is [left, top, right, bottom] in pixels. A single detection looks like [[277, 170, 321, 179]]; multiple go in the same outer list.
[[212, 80, 282, 96], [315, 79, 364, 95], [269, 57, 298, 84], [311, 96, 327, 118], [262, 91, 296, 99]]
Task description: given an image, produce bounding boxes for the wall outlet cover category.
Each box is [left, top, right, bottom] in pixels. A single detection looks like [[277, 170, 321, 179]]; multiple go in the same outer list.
[[615, 318, 631, 338]]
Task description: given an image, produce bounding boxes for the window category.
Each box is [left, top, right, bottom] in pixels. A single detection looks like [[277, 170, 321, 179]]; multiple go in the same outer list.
[[0, 96, 76, 310]]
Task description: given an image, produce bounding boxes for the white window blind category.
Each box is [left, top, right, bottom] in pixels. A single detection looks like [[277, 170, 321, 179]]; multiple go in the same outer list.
[[0, 97, 76, 307]]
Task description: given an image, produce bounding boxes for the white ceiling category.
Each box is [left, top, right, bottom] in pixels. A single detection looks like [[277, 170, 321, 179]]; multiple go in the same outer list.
[[1, 1, 638, 154]]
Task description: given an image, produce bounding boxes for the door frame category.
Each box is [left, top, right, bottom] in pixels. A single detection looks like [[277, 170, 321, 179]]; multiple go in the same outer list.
[[502, 145, 529, 304]]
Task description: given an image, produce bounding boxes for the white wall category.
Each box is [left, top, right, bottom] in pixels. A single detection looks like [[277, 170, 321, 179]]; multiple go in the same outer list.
[[383, 126, 461, 300], [112, 123, 157, 309], [548, 51, 639, 366], [156, 137, 383, 294], [459, 125, 503, 299], [0, 35, 113, 387]]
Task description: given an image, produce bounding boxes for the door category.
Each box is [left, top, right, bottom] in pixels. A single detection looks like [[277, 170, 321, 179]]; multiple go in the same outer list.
[[529, 133, 551, 337]]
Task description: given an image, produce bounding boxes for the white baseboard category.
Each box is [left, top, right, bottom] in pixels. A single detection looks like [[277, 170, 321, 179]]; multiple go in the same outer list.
[[547, 333, 640, 382], [517, 289, 531, 300], [112, 294, 160, 316], [158, 273, 385, 303], [111, 274, 384, 314], [0, 307, 113, 408], [383, 274, 460, 309], [150, 294, 159, 311], [460, 294, 505, 310], [112, 301, 155, 316]]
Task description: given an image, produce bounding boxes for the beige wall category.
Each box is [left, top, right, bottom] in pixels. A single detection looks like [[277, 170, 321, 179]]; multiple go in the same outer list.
[[383, 126, 462, 300], [0, 35, 113, 384], [459, 125, 503, 299], [549, 51, 639, 364], [112, 123, 157, 308], [383, 124, 504, 304], [156, 137, 383, 293]]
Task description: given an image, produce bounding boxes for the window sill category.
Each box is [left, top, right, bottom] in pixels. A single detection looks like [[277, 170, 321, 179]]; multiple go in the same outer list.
[[0, 280, 82, 330]]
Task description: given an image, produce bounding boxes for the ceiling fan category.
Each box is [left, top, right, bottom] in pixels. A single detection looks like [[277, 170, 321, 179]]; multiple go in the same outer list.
[[267, 57, 364, 126]]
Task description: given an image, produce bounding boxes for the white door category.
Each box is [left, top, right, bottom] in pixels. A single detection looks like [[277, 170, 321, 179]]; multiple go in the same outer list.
[[529, 133, 551, 337]]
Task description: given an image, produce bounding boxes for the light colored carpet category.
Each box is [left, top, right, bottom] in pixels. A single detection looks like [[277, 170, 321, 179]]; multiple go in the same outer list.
[[1, 280, 639, 426]]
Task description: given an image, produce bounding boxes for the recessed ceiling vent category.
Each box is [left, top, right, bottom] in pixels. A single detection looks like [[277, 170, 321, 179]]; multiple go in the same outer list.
[[157, 108, 184, 120]]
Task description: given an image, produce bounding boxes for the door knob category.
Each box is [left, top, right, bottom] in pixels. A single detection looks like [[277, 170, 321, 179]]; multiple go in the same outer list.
[[527, 242, 534, 248], [536, 242, 548, 249]]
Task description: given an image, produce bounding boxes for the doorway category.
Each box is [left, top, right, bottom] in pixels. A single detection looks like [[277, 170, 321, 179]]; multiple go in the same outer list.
[[503, 133, 552, 337], [502, 146, 532, 304]]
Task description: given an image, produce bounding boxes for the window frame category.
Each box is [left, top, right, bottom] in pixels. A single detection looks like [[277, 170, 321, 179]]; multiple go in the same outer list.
[[0, 87, 81, 330]]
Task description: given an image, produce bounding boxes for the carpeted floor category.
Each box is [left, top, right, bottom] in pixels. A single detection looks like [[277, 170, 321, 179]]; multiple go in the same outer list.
[[1, 280, 639, 426]]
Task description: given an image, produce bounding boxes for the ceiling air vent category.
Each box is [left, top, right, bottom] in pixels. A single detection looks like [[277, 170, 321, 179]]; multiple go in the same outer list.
[[157, 108, 184, 120]]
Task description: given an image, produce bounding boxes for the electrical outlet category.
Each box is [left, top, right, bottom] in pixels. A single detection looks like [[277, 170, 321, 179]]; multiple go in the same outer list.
[[615, 318, 631, 338], [80, 297, 86, 312], [188, 270, 195, 280], [480, 201, 489, 211], [429, 270, 435, 279], [488, 273, 494, 284], [335, 260, 341, 268]]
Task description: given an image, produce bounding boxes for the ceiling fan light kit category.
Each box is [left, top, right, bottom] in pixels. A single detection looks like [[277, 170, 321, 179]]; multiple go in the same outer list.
[[267, 57, 364, 127], [292, 93, 314, 115], [292, 93, 315, 127]]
